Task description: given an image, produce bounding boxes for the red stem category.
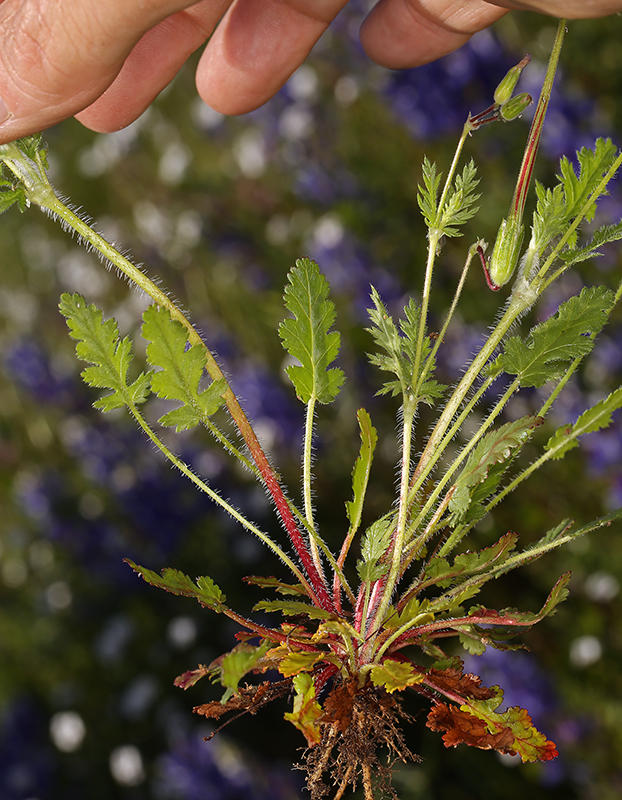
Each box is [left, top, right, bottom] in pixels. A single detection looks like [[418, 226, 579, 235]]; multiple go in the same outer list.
[[216, 383, 335, 612]]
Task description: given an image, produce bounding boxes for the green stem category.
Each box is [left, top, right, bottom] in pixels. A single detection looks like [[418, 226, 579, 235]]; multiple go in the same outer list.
[[1, 142, 335, 611], [411, 379, 519, 557], [412, 123, 471, 396], [365, 402, 416, 645], [425, 242, 479, 372], [412, 232, 440, 395], [125, 399, 317, 600], [302, 397, 322, 567], [410, 288, 535, 499]]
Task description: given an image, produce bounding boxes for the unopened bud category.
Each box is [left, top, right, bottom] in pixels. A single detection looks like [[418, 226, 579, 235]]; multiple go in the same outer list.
[[487, 218, 525, 289], [493, 54, 531, 106], [500, 92, 533, 122]]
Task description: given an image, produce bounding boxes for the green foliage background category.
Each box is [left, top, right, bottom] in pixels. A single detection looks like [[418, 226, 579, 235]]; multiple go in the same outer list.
[[1, 10, 622, 800]]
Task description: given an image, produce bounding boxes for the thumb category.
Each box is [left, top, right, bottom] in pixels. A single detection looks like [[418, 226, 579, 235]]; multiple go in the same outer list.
[[0, 0, 215, 143]]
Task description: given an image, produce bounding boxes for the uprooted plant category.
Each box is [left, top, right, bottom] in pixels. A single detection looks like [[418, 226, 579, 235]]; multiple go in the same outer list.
[[2, 17, 622, 800]]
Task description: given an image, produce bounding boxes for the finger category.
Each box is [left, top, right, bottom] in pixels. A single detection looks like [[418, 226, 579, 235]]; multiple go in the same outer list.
[[76, 1, 229, 132], [195, 0, 349, 116], [488, 0, 622, 16], [0, 0, 227, 143], [359, 0, 508, 69]]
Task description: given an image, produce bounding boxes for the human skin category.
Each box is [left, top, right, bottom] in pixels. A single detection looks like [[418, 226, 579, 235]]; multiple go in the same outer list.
[[0, 0, 620, 144]]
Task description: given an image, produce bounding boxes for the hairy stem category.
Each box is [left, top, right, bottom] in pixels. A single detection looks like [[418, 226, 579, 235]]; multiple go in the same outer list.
[[365, 403, 416, 648], [124, 398, 318, 601], [0, 145, 335, 611]]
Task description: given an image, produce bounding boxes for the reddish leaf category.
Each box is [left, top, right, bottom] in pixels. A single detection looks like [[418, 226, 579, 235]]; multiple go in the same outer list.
[[174, 664, 211, 690], [320, 680, 357, 733], [427, 694, 559, 763], [427, 703, 516, 753], [427, 665, 497, 701], [194, 679, 291, 721]]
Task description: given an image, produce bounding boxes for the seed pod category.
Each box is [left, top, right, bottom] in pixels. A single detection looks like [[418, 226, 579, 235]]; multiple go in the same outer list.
[[500, 92, 533, 122], [493, 55, 531, 106]]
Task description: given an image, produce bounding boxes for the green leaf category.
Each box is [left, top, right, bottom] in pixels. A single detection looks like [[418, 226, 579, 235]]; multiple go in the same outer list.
[[531, 139, 619, 253], [385, 597, 434, 629], [253, 599, 334, 620], [0, 181, 28, 215], [142, 304, 226, 431], [356, 514, 393, 583], [284, 672, 323, 746], [124, 559, 226, 611], [366, 289, 445, 402], [437, 160, 480, 238], [279, 258, 344, 404], [14, 133, 49, 164], [449, 418, 540, 523], [345, 408, 378, 533], [278, 651, 323, 677], [243, 576, 307, 596], [429, 544, 568, 618], [370, 660, 425, 693], [489, 286, 614, 387], [545, 386, 622, 459], [458, 629, 487, 656], [559, 138, 618, 223], [531, 182, 567, 247], [559, 220, 622, 267], [417, 157, 442, 230], [481, 510, 622, 579], [59, 293, 151, 411], [423, 533, 519, 591], [417, 158, 480, 237], [220, 641, 271, 702], [466, 573, 571, 629]]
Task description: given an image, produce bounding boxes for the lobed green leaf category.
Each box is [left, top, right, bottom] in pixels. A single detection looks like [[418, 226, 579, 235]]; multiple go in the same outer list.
[[356, 515, 393, 583], [142, 304, 226, 431], [59, 293, 152, 411], [449, 418, 540, 523], [489, 286, 614, 387], [370, 660, 425, 693], [417, 157, 442, 229], [558, 220, 622, 267], [284, 673, 323, 746], [367, 289, 445, 402], [437, 160, 480, 238], [545, 386, 622, 459], [279, 258, 344, 405], [531, 139, 619, 253], [124, 559, 226, 612], [253, 599, 334, 620], [219, 641, 272, 702]]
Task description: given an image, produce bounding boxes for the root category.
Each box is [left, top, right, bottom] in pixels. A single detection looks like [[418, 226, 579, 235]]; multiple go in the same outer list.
[[299, 678, 420, 799]]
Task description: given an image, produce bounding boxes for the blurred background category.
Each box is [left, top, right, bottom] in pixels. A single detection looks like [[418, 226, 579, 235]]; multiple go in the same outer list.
[[1, 4, 622, 799]]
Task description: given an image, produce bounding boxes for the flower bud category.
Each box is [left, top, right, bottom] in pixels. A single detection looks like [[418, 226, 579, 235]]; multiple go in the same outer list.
[[486, 218, 525, 289], [493, 55, 531, 106], [500, 92, 533, 122]]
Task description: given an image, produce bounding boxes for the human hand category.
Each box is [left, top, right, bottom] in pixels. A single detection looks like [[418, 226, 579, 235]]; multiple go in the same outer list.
[[0, 0, 620, 145]]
